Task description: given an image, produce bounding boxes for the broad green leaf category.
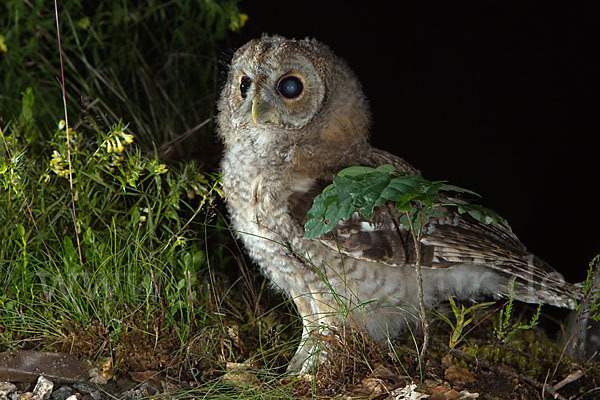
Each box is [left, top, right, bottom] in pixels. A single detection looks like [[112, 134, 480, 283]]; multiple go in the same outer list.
[[305, 164, 509, 239], [338, 166, 376, 177], [375, 164, 396, 173], [387, 177, 422, 196]]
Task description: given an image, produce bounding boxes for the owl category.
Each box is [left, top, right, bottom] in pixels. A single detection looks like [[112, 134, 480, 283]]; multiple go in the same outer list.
[[217, 35, 581, 374]]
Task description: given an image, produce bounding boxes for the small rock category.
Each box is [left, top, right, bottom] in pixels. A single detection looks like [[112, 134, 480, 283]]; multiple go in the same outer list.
[[89, 391, 102, 400], [65, 396, 79, 400], [0, 383, 17, 396], [70, 384, 95, 396], [50, 387, 73, 400], [444, 365, 475, 387], [33, 377, 53, 400], [10, 392, 37, 400], [139, 383, 159, 396]]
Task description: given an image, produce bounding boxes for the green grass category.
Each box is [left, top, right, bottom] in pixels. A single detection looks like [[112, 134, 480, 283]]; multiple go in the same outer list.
[[0, 0, 246, 162]]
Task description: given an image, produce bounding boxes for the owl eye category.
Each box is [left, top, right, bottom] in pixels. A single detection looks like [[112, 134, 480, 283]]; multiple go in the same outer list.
[[240, 75, 252, 99], [277, 75, 303, 99]]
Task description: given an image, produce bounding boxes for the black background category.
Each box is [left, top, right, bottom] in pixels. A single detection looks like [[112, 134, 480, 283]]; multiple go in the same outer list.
[[231, 2, 598, 282]]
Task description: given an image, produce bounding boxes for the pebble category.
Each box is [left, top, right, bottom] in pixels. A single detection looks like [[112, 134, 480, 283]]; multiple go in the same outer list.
[[50, 387, 73, 400], [0, 383, 17, 396], [33, 377, 53, 400], [0, 376, 162, 400], [68, 385, 93, 397]]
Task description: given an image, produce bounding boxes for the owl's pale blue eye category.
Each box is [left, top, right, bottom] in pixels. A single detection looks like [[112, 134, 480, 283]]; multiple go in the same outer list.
[[240, 75, 251, 98], [277, 76, 303, 99]]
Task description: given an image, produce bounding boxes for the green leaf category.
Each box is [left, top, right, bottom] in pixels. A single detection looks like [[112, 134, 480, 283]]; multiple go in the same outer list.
[[346, 172, 393, 218], [457, 203, 510, 228], [304, 186, 347, 239], [338, 166, 376, 177], [63, 236, 75, 259], [387, 177, 422, 196], [20, 87, 34, 121], [305, 164, 510, 240], [375, 164, 396, 173], [16, 223, 25, 238], [439, 183, 481, 197]]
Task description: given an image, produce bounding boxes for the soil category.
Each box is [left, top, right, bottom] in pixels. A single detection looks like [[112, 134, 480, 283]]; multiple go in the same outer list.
[[13, 291, 600, 398]]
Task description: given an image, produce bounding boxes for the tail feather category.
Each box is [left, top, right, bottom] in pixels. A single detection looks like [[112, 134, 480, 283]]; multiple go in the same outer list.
[[505, 275, 581, 310]]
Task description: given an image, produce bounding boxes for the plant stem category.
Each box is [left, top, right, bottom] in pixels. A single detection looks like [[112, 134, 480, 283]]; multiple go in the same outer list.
[[407, 210, 429, 361], [54, 0, 83, 264]]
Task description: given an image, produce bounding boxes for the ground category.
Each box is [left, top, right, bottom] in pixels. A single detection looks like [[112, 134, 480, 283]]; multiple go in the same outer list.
[[41, 290, 600, 399]]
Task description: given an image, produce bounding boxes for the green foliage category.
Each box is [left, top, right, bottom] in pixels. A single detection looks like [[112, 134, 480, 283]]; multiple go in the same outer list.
[[0, 0, 246, 160], [0, 88, 223, 345], [436, 297, 494, 348], [494, 278, 542, 344], [576, 254, 600, 321], [305, 164, 508, 239]]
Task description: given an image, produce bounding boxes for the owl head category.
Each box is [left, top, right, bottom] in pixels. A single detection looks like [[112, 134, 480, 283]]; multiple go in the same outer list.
[[217, 35, 371, 156]]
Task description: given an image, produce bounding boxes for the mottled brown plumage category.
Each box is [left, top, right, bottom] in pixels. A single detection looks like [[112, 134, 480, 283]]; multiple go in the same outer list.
[[217, 35, 580, 373]]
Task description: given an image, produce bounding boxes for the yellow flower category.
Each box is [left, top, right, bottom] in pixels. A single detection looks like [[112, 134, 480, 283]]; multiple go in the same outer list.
[[50, 150, 63, 165], [114, 137, 124, 152], [0, 35, 7, 53], [119, 132, 134, 143]]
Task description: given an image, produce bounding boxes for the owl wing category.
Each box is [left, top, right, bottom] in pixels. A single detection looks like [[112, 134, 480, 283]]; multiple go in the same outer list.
[[288, 148, 576, 306]]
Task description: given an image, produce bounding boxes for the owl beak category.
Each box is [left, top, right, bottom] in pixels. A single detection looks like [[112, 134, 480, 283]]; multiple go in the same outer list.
[[251, 95, 271, 124], [251, 96, 261, 123]]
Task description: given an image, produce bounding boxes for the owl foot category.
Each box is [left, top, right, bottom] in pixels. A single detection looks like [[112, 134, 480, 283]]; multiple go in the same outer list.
[[286, 327, 338, 374]]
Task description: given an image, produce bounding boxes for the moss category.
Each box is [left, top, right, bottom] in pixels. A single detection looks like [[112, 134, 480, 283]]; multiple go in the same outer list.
[[458, 330, 571, 380]]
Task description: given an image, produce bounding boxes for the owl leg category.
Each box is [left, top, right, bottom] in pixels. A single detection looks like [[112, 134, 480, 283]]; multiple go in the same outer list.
[[286, 290, 339, 374]]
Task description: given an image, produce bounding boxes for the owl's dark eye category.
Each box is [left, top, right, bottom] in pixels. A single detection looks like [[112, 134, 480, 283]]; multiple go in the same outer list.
[[277, 75, 303, 99], [240, 75, 252, 98]]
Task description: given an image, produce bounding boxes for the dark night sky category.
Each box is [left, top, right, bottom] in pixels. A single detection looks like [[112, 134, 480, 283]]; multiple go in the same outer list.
[[231, 2, 599, 282]]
